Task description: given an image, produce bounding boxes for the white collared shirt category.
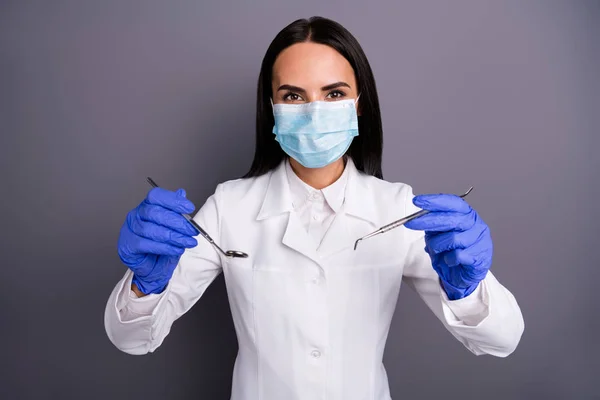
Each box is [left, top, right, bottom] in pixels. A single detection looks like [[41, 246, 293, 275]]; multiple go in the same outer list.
[[105, 158, 524, 400], [285, 158, 348, 247]]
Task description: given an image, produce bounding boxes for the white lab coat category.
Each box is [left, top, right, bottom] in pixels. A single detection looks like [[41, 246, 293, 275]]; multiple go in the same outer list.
[[104, 158, 524, 400]]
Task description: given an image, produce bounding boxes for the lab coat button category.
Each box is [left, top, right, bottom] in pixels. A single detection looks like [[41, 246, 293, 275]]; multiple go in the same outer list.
[[312, 277, 319, 284], [311, 350, 321, 358]]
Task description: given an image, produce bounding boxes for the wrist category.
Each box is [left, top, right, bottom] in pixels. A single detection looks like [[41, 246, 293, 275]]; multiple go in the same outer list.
[[441, 279, 479, 301], [130, 282, 147, 298], [131, 275, 168, 296]]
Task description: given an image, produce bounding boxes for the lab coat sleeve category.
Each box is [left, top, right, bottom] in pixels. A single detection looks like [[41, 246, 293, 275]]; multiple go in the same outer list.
[[104, 184, 225, 355], [400, 185, 524, 357]]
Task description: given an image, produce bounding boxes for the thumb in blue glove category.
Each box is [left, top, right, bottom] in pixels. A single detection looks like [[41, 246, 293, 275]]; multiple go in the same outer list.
[[404, 193, 493, 300]]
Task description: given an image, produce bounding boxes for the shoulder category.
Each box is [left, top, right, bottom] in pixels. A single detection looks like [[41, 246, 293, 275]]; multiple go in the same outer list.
[[360, 172, 416, 206], [212, 172, 271, 205]]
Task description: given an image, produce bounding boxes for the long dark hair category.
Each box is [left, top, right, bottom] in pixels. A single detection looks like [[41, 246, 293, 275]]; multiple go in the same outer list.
[[243, 16, 383, 179]]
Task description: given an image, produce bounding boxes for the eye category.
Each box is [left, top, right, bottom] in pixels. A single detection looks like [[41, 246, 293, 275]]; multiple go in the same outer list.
[[326, 90, 346, 100], [283, 92, 304, 102]]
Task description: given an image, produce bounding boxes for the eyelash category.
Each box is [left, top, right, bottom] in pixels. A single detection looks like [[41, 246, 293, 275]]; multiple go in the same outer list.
[[282, 90, 347, 102], [327, 90, 346, 99], [283, 92, 303, 101]]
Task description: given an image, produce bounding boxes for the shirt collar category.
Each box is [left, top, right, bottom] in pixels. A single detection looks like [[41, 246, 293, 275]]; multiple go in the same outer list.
[[285, 158, 348, 213], [257, 157, 378, 226]]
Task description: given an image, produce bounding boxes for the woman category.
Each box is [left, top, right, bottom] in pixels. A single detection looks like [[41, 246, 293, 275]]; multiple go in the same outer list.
[[105, 16, 524, 400]]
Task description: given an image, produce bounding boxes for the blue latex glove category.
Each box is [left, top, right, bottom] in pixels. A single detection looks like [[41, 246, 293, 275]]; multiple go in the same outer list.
[[117, 187, 198, 295], [404, 193, 493, 300]]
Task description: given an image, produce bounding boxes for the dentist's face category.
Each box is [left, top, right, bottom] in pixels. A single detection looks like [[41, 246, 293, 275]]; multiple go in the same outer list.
[[271, 42, 359, 107]]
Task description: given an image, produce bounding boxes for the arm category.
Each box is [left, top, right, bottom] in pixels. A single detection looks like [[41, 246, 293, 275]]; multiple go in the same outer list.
[[104, 185, 224, 355], [401, 185, 524, 357]]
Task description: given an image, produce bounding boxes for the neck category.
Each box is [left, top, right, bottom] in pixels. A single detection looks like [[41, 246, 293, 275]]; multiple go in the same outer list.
[[289, 157, 346, 190]]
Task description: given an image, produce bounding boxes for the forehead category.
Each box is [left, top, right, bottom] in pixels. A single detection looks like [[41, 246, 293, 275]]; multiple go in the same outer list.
[[272, 42, 355, 86]]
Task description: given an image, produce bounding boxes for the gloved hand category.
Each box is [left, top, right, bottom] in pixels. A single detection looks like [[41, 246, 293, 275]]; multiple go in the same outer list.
[[117, 187, 198, 295], [404, 193, 493, 300]]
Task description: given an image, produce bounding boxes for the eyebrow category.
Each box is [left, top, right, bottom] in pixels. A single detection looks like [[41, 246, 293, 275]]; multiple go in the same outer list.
[[277, 81, 351, 92], [321, 81, 351, 91]]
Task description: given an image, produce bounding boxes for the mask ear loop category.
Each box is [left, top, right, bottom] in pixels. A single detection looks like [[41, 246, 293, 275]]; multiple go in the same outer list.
[[270, 97, 274, 107]]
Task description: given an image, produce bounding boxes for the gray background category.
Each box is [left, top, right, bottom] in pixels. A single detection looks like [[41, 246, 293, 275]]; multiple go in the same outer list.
[[1, 1, 598, 399]]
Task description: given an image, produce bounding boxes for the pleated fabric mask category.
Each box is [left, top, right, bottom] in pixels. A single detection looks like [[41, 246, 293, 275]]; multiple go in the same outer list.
[[272, 97, 359, 168]]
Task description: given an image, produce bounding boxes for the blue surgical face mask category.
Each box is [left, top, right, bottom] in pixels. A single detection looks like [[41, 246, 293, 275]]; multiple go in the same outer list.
[[271, 97, 360, 168]]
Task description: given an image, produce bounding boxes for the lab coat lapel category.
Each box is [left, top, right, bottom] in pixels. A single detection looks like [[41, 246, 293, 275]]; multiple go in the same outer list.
[[257, 160, 321, 265], [317, 209, 352, 259], [317, 160, 378, 259], [282, 212, 321, 264]]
